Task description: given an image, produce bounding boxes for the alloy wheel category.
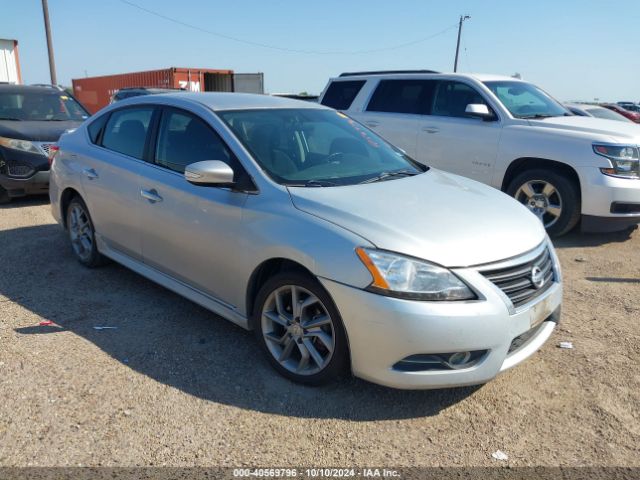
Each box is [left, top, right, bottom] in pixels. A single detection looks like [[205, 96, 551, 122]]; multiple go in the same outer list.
[[68, 204, 94, 262], [261, 285, 335, 376], [514, 179, 563, 229]]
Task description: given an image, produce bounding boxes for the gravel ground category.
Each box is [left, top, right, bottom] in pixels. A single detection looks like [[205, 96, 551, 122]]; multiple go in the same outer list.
[[0, 197, 639, 468]]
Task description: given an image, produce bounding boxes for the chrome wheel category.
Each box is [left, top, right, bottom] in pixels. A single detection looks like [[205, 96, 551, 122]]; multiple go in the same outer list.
[[514, 180, 563, 229], [68, 203, 93, 262], [261, 285, 335, 376]]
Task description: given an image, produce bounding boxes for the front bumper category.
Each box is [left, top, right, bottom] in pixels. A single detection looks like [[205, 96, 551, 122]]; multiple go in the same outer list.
[[0, 171, 50, 197], [0, 147, 50, 197], [578, 167, 640, 229], [320, 265, 562, 390]]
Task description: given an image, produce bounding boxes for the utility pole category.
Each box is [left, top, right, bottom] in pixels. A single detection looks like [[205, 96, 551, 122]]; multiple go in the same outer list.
[[453, 14, 470, 73], [41, 0, 57, 85]]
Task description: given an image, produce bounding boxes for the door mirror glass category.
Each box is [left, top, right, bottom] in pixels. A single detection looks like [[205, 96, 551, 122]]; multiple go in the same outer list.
[[185, 160, 234, 186], [465, 103, 494, 120]]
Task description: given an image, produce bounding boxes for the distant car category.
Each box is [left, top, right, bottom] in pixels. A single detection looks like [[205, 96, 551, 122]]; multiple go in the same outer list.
[[110, 87, 183, 104], [602, 104, 640, 123], [617, 101, 639, 111], [0, 84, 89, 203], [566, 103, 634, 123]]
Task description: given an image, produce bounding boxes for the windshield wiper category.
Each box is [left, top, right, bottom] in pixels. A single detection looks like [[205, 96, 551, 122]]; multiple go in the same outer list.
[[519, 114, 557, 119], [287, 179, 340, 187], [0, 117, 22, 121], [359, 169, 419, 184]]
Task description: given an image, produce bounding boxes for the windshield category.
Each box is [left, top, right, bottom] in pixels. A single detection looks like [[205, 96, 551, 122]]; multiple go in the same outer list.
[[218, 108, 426, 186], [484, 81, 569, 119], [0, 91, 89, 121]]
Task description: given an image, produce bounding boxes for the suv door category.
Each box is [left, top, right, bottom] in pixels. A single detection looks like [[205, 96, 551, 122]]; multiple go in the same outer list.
[[416, 80, 502, 185], [81, 106, 155, 259], [138, 106, 249, 306], [353, 79, 435, 158]]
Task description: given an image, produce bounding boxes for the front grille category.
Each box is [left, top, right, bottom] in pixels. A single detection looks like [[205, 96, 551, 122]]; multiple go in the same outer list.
[[481, 247, 554, 308], [36, 143, 55, 157]]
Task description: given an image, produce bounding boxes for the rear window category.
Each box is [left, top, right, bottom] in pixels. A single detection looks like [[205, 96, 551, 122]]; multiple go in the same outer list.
[[367, 79, 435, 115], [101, 107, 154, 160], [321, 80, 365, 110]]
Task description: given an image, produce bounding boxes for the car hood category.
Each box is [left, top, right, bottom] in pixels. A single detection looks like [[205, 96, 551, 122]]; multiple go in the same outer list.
[[288, 170, 547, 268], [527, 116, 640, 141], [0, 120, 83, 142]]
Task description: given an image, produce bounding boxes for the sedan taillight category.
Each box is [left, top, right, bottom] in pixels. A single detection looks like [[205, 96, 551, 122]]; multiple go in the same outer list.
[[48, 145, 60, 166]]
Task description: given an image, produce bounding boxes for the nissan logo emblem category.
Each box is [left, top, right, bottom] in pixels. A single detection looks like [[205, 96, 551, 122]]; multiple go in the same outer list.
[[531, 266, 545, 289]]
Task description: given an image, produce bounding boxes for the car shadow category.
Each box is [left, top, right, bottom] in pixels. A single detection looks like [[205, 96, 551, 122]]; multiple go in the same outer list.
[[0, 195, 50, 209], [552, 226, 637, 248], [1, 224, 479, 420]]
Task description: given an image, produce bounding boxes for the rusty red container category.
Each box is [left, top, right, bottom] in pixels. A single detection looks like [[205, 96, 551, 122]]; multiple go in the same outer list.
[[72, 67, 234, 114]]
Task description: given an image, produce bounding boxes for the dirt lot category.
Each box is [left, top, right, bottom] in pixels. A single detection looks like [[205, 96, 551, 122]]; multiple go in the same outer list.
[[0, 197, 639, 468]]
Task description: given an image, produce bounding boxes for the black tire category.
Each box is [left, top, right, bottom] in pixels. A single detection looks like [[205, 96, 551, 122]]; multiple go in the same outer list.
[[66, 196, 108, 267], [0, 186, 10, 205], [253, 271, 350, 386], [507, 168, 581, 237]]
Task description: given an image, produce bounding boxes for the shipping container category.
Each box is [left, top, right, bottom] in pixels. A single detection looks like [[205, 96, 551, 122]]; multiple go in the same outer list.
[[0, 39, 22, 84], [72, 67, 234, 114], [233, 73, 264, 94]]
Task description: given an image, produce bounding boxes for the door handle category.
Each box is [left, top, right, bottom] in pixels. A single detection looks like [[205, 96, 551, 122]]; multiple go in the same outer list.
[[365, 121, 379, 128], [422, 126, 439, 134], [82, 168, 98, 180], [140, 188, 163, 203]]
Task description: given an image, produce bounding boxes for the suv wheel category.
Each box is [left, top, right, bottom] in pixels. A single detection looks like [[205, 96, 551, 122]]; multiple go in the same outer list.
[[253, 271, 349, 385], [66, 197, 107, 267], [507, 169, 581, 237]]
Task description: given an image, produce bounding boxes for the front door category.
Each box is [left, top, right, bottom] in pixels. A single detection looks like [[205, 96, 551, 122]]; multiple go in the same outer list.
[[138, 107, 249, 306], [417, 80, 502, 185]]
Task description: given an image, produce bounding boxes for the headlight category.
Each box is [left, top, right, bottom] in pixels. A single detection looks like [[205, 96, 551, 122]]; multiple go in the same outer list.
[[593, 144, 640, 179], [355, 247, 476, 301], [0, 136, 42, 155]]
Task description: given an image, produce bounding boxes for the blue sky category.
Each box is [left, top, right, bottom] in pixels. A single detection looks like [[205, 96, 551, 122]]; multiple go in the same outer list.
[[2, 0, 640, 101]]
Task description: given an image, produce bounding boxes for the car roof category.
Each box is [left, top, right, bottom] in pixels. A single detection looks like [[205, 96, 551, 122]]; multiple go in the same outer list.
[[328, 72, 519, 83], [0, 84, 66, 94], [124, 92, 328, 111]]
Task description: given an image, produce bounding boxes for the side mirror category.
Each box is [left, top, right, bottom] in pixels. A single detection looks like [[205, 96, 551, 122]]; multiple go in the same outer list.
[[465, 103, 495, 120], [184, 160, 234, 186]]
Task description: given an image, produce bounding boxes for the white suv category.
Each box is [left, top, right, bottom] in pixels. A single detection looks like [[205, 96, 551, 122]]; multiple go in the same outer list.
[[319, 71, 640, 236]]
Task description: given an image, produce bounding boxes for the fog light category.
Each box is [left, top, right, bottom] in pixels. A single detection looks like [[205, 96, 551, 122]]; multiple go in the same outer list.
[[447, 351, 472, 369]]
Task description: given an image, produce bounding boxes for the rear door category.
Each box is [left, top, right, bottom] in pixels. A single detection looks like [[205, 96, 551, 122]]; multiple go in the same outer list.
[[138, 106, 249, 306], [416, 80, 502, 184], [80, 106, 155, 260], [351, 79, 435, 158]]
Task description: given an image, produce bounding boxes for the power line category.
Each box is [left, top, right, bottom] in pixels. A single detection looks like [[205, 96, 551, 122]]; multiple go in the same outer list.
[[119, 0, 458, 55]]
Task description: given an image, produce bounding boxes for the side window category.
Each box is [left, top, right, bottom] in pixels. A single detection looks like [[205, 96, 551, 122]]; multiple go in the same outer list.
[[155, 109, 234, 174], [321, 80, 365, 110], [87, 114, 108, 144], [367, 79, 435, 115], [101, 107, 154, 159], [432, 81, 489, 118]]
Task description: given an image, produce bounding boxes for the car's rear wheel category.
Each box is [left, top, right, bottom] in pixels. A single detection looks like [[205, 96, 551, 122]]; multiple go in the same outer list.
[[254, 271, 349, 385], [507, 169, 581, 237], [66, 197, 107, 267]]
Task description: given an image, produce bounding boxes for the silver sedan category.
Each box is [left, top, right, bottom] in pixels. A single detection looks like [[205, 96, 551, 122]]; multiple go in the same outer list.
[[49, 93, 562, 389]]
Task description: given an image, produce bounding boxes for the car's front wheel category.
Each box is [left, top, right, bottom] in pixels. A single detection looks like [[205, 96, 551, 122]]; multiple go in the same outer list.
[[66, 197, 107, 267], [507, 169, 581, 237], [254, 271, 349, 385]]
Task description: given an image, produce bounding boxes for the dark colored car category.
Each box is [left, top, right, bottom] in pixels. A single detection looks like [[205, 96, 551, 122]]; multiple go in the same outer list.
[[601, 103, 640, 123], [0, 85, 89, 203], [110, 87, 183, 104]]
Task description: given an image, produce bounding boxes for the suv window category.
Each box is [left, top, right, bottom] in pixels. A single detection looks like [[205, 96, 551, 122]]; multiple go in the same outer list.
[[367, 79, 435, 114], [321, 81, 365, 110], [101, 107, 154, 159], [155, 109, 234, 174], [432, 81, 489, 118]]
